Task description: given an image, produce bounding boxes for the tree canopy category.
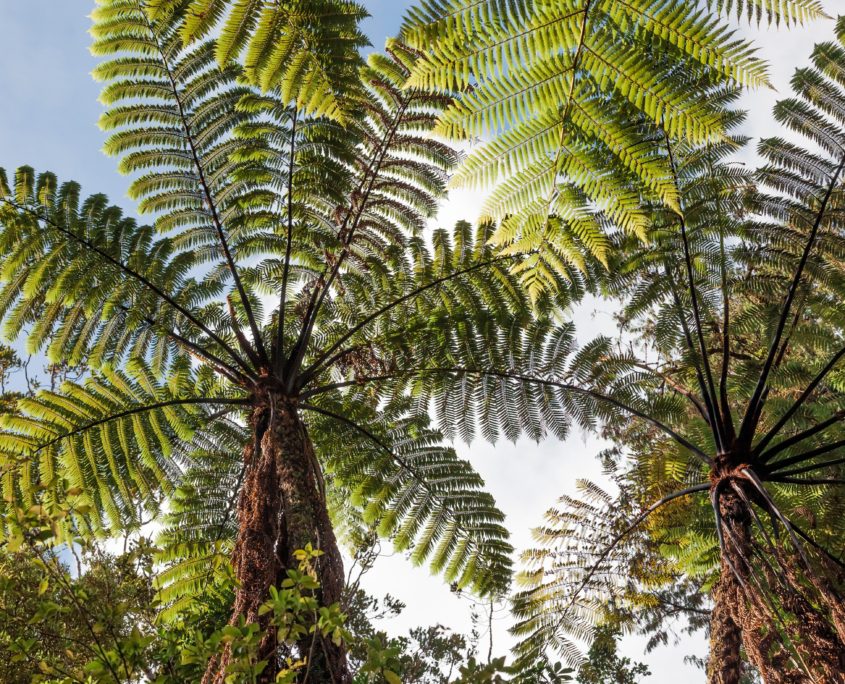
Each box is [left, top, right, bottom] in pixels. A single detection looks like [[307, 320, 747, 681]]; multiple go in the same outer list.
[[0, 0, 844, 682]]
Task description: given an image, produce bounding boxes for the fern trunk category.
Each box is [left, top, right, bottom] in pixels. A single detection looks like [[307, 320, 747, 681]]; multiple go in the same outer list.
[[204, 396, 349, 683], [708, 486, 748, 684], [707, 469, 845, 683]]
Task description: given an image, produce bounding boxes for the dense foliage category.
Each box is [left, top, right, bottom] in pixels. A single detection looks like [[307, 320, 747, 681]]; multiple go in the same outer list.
[[1, 0, 844, 682]]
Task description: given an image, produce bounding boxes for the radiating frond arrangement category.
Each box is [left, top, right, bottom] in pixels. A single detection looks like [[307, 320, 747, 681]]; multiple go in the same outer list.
[[505, 20, 845, 681], [400, 0, 827, 299], [1, 0, 843, 681], [0, 2, 552, 678]]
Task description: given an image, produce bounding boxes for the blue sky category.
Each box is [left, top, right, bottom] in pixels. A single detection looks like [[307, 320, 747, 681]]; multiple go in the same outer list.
[[0, 1, 413, 201], [0, 2, 841, 681]]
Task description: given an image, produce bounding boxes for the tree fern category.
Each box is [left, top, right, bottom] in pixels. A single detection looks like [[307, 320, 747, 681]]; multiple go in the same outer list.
[[0, 28, 545, 669], [504, 21, 845, 677], [0, 4, 549, 674]]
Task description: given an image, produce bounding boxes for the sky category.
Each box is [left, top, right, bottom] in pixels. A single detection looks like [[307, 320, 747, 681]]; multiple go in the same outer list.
[[0, 1, 840, 681]]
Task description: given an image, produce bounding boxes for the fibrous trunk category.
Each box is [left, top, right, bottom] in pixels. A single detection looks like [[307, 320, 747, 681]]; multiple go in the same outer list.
[[204, 396, 349, 683], [708, 485, 750, 684], [708, 474, 845, 683]]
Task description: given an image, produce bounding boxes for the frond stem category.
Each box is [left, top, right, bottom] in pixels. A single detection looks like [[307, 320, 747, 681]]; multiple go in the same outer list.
[[758, 413, 845, 466], [547, 482, 710, 639], [32, 397, 250, 454], [754, 343, 845, 456], [3, 200, 254, 378], [298, 253, 518, 386], [284, 96, 411, 386], [147, 12, 268, 367], [738, 157, 845, 446], [767, 456, 845, 478], [113, 303, 247, 385], [303, 367, 711, 463], [275, 106, 298, 374], [665, 131, 725, 451]]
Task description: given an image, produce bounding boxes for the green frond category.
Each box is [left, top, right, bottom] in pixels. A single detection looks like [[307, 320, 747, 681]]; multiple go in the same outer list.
[[0, 167, 237, 377], [307, 395, 514, 597], [154, 419, 245, 619], [511, 480, 712, 666], [704, 0, 829, 26], [169, 0, 370, 122], [0, 360, 236, 538], [400, 0, 781, 296]]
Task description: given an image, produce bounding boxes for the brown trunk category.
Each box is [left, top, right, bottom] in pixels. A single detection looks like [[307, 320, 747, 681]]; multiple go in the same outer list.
[[777, 553, 845, 681], [204, 396, 349, 683], [709, 570, 744, 684], [708, 472, 845, 684], [708, 486, 748, 684]]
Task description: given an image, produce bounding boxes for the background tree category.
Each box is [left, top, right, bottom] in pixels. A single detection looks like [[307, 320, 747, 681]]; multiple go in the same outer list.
[[576, 625, 650, 684]]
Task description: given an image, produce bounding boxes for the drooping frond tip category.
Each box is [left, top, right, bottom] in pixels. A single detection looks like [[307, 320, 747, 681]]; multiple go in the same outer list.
[[143, 0, 371, 122]]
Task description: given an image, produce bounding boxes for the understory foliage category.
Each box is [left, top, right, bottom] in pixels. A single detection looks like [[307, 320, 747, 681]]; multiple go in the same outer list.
[[0, 523, 522, 684]]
